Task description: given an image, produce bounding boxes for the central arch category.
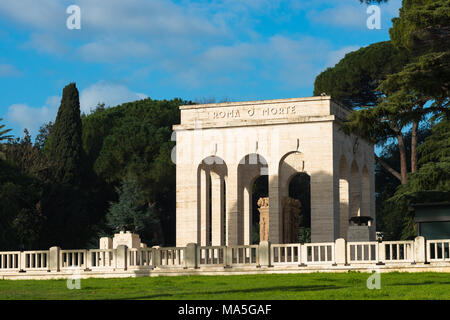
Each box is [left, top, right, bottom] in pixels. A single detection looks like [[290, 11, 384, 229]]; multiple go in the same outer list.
[[279, 152, 309, 243], [238, 154, 268, 245]]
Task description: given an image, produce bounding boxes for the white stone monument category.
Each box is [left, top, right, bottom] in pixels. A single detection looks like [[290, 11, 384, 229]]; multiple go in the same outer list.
[[173, 96, 376, 246]]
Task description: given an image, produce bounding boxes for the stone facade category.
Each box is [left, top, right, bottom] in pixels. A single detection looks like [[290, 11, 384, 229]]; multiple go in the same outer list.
[[173, 96, 375, 246]]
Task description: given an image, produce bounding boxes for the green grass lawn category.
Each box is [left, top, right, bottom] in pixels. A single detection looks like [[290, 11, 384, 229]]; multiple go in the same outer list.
[[0, 272, 449, 300]]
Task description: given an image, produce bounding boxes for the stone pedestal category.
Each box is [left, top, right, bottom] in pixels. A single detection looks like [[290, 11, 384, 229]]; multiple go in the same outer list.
[[347, 216, 375, 241], [112, 231, 145, 249], [347, 226, 375, 241], [99, 237, 113, 249]]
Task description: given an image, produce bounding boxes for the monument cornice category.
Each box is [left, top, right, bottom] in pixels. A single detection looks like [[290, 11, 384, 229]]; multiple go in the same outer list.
[[173, 115, 336, 130], [179, 96, 336, 110]]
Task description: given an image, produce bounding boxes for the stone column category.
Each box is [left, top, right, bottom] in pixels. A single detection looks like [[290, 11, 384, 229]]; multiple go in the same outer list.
[[200, 168, 210, 246], [226, 164, 239, 245], [243, 185, 252, 245], [268, 165, 281, 243], [339, 178, 350, 239], [211, 173, 224, 246], [310, 170, 336, 242]]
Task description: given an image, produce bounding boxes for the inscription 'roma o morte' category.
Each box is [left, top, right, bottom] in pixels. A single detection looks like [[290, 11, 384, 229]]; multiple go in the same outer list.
[[211, 105, 297, 120]]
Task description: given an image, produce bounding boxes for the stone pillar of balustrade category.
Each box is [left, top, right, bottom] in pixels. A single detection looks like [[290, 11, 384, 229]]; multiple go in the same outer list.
[[184, 243, 198, 269], [258, 241, 271, 267], [225, 246, 233, 268], [152, 246, 160, 268], [49, 246, 61, 272], [414, 236, 426, 264], [335, 238, 347, 266], [115, 245, 127, 271]]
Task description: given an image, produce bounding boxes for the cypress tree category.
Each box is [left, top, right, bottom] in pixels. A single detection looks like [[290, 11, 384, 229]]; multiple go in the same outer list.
[[49, 83, 83, 186]]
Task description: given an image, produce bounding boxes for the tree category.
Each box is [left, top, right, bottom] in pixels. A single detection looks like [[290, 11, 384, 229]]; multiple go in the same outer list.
[[0, 118, 13, 160], [382, 117, 450, 239], [35, 121, 54, 151], [48, 83, 84, 186], [82, 98, 185, 245], [0, 118, 12, 142], [106, 178, 161, 245], [314, 41, 416, 184]]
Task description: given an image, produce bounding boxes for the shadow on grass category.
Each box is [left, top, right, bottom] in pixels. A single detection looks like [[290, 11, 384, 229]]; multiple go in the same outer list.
[[388, 281, 450, 286], [124, 284, 346, 300]]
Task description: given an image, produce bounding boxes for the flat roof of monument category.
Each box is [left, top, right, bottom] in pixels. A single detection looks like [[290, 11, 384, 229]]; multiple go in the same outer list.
[[179, 95, 350, 112]]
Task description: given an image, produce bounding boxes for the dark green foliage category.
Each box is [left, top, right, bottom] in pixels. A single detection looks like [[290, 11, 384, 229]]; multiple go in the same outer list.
[[314, 41, 409, 109], [82, 98, 186, 245], [0, 160, 44, 250], [48, 83, 84, 186], [0, 118, 12, 142], [106, 178, 161, 246], [381, 118, 450, 239]]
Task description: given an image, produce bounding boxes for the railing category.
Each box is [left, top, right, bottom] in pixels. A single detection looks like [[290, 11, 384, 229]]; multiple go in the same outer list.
[[347, 242, 378, 264], [271, 244, 301, 265], [427, 240, 450, 262], [157, 247, 184, 267], [0, 251, 21, 271], [1, 237, 449, 276], [128, 248, 153, 268], [381, 241, 414, 263], [61, 250, 87, 269], [90, 249, 115, 269], [304, 243, 335, 264], [23, 251, 49, 270], [228, 245, 259, 265], [198, 246, 226, 266]]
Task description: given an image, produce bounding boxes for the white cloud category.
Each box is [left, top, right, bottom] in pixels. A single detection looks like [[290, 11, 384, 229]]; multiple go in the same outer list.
[[326, 45, 361, 68], [5, 82, 147, 134], [79, 81, 148, 113], [306, 0, 402, 29], [23, 33, 68, 56], [6, 96, 60, 135], [0, 0, 65, 30], [307, 5, 367, 29], [0, 64, 22, 77], [77, 39, 153, 63]]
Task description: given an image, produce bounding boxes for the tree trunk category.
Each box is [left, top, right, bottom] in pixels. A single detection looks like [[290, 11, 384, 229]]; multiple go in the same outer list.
[[411, 120, 419, 173], [375, 154, 402, 182], [396, 132, 408, 184]]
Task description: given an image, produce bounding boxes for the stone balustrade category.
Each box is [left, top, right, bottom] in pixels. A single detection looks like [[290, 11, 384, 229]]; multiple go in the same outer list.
[[0, 237, 449, 279]]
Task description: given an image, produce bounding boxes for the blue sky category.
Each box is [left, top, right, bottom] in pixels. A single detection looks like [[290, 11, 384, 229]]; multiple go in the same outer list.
[[0, 0, 402, 137]]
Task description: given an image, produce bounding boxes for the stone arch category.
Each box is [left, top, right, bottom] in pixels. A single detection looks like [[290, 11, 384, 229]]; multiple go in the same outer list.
[[361, 165, 370, 217], [197, 156, 227, 246], [238, 153, 268, 245], [338, 155, 349, 238], [278, 152, 308, 242], [349, 160, 361, 217]]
